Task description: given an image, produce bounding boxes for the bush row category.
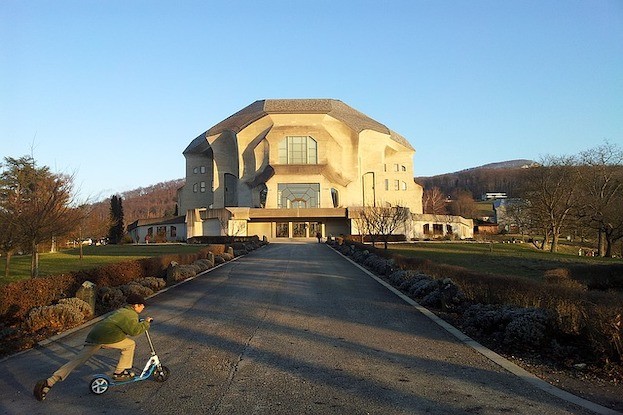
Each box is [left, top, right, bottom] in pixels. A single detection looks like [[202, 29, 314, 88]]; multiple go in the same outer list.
[[329, 239, 623, 366], [0, 238, 267, 358], [0, 239, 266, 324]]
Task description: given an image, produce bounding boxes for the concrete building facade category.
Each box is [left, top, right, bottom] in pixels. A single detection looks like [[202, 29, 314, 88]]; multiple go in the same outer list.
[[177, 99, 472, 240]]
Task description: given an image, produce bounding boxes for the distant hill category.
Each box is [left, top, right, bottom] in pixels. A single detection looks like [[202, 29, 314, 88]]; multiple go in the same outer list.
[[415, 160, 536, 199], [84, 179, 184, 238], [457, 159, 537, 172]]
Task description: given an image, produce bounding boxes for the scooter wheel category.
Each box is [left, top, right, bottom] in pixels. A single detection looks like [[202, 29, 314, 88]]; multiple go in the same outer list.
[[152, 365, 170, 382], [90, 377, 110, 395]]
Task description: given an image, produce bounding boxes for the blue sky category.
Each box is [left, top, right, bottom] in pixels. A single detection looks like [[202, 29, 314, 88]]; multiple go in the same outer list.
[[1, 0, 622, 202]]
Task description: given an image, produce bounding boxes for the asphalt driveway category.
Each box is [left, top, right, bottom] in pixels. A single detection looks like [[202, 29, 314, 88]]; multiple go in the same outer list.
[[0, 242, 613, 414]]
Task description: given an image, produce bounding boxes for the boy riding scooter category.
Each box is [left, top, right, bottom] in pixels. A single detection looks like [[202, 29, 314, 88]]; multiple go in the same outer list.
[[34, 293, 153, 401]]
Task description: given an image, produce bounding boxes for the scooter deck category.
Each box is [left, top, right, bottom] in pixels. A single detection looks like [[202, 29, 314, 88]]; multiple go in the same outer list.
[[110, 375, 149, 385]]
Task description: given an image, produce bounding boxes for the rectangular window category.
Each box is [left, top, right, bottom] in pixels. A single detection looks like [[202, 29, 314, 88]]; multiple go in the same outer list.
[[289, 136, 306, 164], [279, 136, 317, 164], [157, 226, 166, 236], [394, 164, 399, 172], [384, 179, 389, 191], [394, 180, 400, 191], [401, 181, 407, 191], [200, 181, 206, 193], [200, 166, 206, 174], [170, 226, 177, 238]]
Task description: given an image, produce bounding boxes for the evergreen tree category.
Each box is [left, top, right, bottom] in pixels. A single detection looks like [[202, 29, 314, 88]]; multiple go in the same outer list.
[[0, 155, 81, 277], [108, 194, 125, 244]]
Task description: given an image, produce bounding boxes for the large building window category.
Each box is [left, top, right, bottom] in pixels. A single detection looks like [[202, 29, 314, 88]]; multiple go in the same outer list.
[[278, 136, 317, 164], [277, 183, 320, 208]]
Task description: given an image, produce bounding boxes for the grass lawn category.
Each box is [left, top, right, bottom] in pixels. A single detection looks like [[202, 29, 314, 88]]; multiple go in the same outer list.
[[0, 244, 207, 285], [388, 241, 620, 280]]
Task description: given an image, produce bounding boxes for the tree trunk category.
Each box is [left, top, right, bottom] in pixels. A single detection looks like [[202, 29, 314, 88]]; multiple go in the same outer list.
[[550, 230, 559, 253], [598, 230, 605, 257], [30, 242, 39, 278], [604, 230, 614, 258], [4, 252, 11, 278], [605, 239, 613, 258], [79, 227, 84, 260]]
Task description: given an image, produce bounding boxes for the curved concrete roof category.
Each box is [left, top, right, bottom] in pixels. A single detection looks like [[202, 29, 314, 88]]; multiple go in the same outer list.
[[189, 99, 414, 151]]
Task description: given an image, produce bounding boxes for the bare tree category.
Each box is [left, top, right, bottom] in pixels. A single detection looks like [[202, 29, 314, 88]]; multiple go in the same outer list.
[[521, 155, 580, 253], [351, 207, 371, 244], [215, 208, 247, 243], [354, 203, 410, 249], [0, 156, 81, 277], [576, 142, 623, 257], [448, 189, 476, 218], [422, 187, 447, 214], [500, 199, 531, 238]]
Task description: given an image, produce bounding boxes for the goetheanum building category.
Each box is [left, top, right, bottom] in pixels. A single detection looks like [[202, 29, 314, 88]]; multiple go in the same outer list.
[[177, 99, 472, 240]]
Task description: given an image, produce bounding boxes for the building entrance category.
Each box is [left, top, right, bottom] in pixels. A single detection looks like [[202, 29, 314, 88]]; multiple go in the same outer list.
[[292, 222, 307, 237], [274, 221, 322, 238]]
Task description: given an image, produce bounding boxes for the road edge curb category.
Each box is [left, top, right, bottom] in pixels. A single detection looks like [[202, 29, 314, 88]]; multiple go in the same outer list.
[[330, 247, 621, 415]]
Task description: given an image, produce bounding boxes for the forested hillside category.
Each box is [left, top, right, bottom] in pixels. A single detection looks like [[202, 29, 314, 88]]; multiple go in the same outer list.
[[416, 159, 536, 199], [84, 179, 184, 238]]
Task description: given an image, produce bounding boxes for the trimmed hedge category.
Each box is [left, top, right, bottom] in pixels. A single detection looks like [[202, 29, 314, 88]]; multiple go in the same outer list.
[[0, 274, 79, 324]]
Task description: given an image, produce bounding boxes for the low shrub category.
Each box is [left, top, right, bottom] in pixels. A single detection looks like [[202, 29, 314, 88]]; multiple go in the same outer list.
[[135, 277, 166, 292], [74, 260, 146, 287], [544, 268, 587, 291], [502, 308, 552, 349], [214, 255, 225, 265], [0, 274, 79, 323], [328, 239, 623, 364], [119, 283, 154, 299], [58, 297, 94, 319], [193, 259, 214, 273], [166, 265, 195, 285], [25, 298, 92, 333]]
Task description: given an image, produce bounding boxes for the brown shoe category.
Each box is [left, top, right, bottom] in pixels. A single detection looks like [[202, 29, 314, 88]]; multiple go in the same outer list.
[[34, 379, 52, 401]]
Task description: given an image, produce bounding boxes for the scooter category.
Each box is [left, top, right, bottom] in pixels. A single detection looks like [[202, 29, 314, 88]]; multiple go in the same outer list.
[[89, 325, 170, 395]]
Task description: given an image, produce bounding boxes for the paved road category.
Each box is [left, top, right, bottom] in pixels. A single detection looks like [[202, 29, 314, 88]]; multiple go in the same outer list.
[[0, 242, 603, 414]]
